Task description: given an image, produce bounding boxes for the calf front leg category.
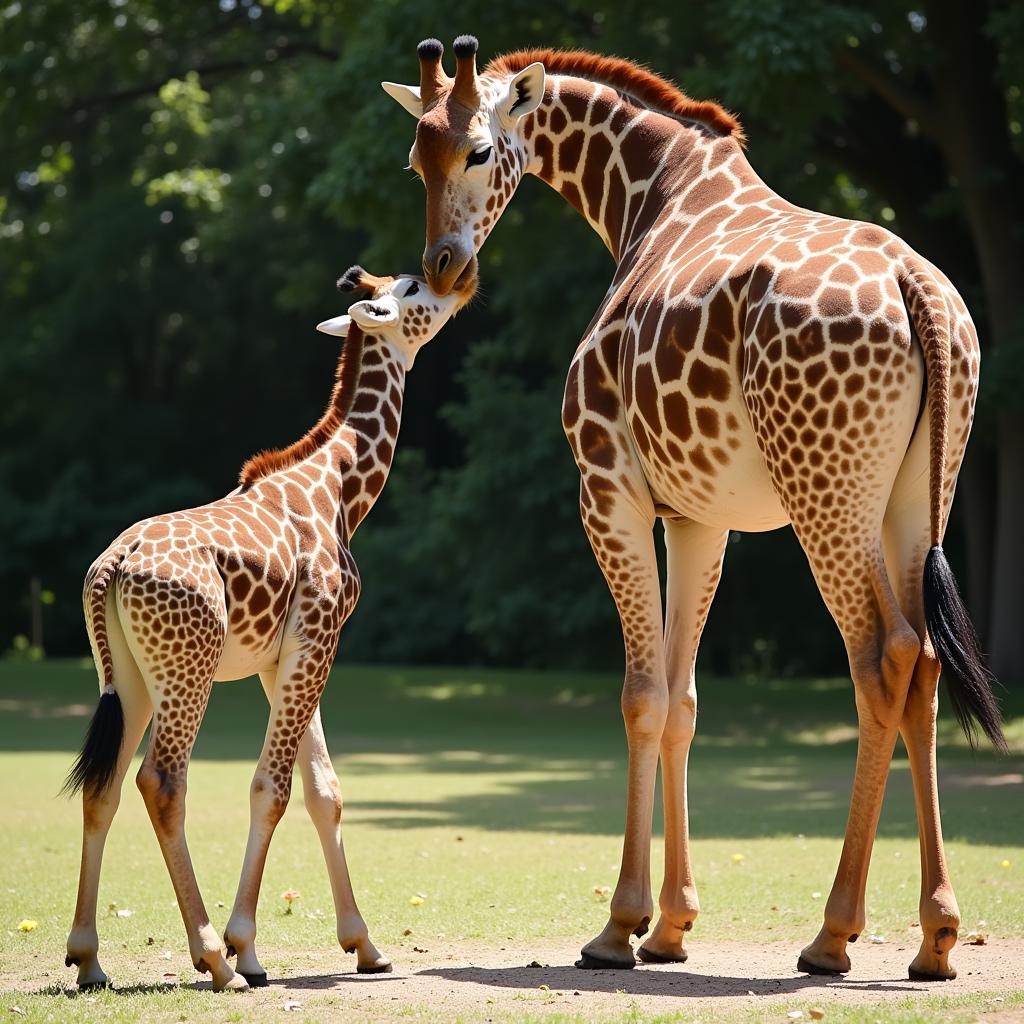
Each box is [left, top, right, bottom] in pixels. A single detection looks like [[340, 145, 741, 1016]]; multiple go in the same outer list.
[[224, 602, 339, 984], [299, 706, 390, 972]]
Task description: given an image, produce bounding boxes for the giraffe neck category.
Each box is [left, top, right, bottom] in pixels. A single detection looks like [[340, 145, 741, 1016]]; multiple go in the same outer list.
[[336, 337, 407, 537], [240, 331, 407, 540], [518, 75, 753, 263]]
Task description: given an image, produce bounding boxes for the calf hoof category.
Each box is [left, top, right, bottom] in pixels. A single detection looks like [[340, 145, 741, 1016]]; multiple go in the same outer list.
[[218, 973, 251, 992], [797, 953, 847, 977], [637, 945, 688, 965], [77, 978, 112, 992], [575, 952, 635, 970], [357, 962, 394, 975], [240, 972, 268, 987]]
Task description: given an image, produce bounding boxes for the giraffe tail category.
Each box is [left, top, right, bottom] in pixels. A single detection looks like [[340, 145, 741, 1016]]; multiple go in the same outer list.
[[899, 259, 1006, 752], [62, 550, 127, 797]]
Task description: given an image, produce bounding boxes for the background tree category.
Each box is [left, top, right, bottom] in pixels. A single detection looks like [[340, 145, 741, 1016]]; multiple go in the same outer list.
[[1, 0, 1020, 681]]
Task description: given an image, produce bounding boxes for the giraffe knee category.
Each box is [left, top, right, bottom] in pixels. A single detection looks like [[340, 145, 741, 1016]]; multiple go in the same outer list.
[[663, 689, 696, 747], [303, 770, 343, 830], [621, 671, 668, 738], [136, 763, 183, 832], [250, 771, 289, 825]]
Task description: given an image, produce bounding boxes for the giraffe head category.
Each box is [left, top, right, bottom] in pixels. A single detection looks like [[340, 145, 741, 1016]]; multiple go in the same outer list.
[[382, 35, 545, 295], [315, 260, 477, 367]]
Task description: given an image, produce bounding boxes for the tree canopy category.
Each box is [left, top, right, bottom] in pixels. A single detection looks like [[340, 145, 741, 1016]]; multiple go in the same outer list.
[[3, 0, 1021, 678]]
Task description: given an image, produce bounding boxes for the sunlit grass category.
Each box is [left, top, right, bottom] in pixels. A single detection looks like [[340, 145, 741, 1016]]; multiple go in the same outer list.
[[0, 659, 1021, 1023]]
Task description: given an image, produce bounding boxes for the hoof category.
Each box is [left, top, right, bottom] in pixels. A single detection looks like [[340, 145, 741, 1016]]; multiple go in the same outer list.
[[797, 954, 846, 977], [575, 952, 635, 970], [637, 945, 688, 965], [909, 966, 957, 982], [240, 972, 268, 987], [77, 979, 111, 992], [357, 962, 394, 975], [218, 973, 251, 992]]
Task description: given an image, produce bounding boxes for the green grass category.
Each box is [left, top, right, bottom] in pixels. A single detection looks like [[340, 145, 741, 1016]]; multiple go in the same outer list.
[[0, 658, 1022, 1023]]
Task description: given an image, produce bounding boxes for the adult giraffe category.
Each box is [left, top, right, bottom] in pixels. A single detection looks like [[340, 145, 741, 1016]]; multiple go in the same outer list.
[[382, 36, 1006, 981]]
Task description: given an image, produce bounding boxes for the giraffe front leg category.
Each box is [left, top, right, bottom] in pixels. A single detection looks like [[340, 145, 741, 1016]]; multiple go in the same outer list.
[[299, 707, 390, 973], [638, 520, 727, 965], [224, 609, 338, 984], [575, 478, 666, 970]]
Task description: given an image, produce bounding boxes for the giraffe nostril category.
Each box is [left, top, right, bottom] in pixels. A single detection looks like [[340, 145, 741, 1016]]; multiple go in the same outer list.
[[436, 248, 452, 274]]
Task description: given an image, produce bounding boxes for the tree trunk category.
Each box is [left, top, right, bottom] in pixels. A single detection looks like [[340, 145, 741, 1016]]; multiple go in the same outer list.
[[959, 442, 996, 643], [990, 411, 1024, 682]]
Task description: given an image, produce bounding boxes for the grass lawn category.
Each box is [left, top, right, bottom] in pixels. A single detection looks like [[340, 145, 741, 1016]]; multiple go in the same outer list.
[[0, 658, 1021, 1023]]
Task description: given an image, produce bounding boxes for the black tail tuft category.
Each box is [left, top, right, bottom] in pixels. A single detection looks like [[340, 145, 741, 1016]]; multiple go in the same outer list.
[[923, 546, 1007, 752], [61, 690, 125, 798]]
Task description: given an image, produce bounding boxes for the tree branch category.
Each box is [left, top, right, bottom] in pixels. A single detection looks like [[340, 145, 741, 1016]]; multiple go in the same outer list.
[[66, 40, 339, 115], [835, 48, 938, 137]]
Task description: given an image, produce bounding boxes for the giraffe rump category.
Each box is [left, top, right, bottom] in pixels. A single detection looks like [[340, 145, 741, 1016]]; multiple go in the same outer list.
[[484, 48, 744, 143]]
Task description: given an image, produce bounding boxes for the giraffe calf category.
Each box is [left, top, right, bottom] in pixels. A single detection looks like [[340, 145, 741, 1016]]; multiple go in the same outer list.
[[63, 261, 477, 991]]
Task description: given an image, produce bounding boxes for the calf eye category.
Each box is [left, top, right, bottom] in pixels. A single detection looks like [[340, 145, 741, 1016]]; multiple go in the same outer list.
[[404, 281, 420, 298], [466, 145, 492, 169]]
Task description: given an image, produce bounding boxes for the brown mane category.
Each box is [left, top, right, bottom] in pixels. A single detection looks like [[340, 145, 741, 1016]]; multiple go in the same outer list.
[[238, 325, 366, 488], [485, 48, 743, 143]]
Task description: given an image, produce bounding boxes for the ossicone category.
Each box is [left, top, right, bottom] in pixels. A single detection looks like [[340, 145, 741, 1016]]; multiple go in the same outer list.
[[337, 265, 369, 293]]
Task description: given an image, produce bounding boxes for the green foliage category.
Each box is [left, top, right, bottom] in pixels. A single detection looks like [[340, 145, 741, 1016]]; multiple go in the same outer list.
[[0, 0, 1018, 673]]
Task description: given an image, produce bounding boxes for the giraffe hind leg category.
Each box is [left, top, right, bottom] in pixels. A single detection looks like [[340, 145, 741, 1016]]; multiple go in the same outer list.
[[120, 568, 247, 992], [66, 590, 153, 989]]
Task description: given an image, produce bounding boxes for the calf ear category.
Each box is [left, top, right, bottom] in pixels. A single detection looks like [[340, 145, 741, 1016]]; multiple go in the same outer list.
[[381, 81, 423, 119], [347, 298, 400, 330], [316, 314, 352, 338], [498, 63, 545, 127]]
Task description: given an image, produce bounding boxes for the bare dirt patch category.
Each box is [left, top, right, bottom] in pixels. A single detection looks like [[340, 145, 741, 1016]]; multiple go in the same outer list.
[[4, 938, 1021, 1023]]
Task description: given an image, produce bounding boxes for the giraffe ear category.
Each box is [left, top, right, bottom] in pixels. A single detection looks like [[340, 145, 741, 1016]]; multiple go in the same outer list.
[[316, 314, 352, 338], [498, 62, 545, 127], [381, 81, 423, 119], [348, 297, 400, 330]]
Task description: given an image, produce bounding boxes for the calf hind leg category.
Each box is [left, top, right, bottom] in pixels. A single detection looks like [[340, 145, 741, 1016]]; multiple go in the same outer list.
[[66, 615, 153, 989]]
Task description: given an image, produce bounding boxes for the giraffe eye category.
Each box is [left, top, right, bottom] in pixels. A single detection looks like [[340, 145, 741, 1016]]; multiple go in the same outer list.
[[403, 281, 420, 298], [466, 145, 492, 169]]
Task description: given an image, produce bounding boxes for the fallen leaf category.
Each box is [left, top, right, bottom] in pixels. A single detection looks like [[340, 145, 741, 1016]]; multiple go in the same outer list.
[[787, 1012, 803, 1021], [146, 936, 155, 945], [115, 909, 133, 919], [10, 1007, 25, 1017], [809, 1009, 825, 1021], [593, 885, 611, 899], [412, 946, 428, 953], [811, 892, 821, 900], [16, 921, 37, 933], [731, 853, 745, 864], [868, 934, 886, 944], [283, 999, 302, 1012], [403, 928, 413, 936], [409, 895, 425, 907], [963, 931, 988, 945]]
